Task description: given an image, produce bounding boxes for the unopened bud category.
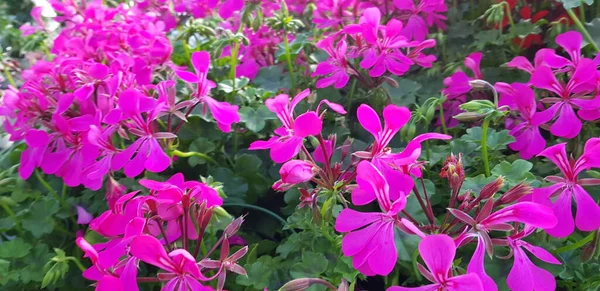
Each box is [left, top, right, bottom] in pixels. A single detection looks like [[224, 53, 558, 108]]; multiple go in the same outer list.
[[383, 76, 399, 88], [279, 278, 336, 291], [337, 279, 349, 291], [440, 153, 464, 191], [453, 112, 485, 122], [498, 183, 532, 205], [479, 176, 504, 200], [459, 99, 495, 112], [224, 216, 245, 237]]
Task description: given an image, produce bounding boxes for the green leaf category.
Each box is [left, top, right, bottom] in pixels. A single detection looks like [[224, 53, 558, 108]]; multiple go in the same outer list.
[[254, 65, 291, 92], [210, 167, 248, 203], [236, 256, 276, 289], [217, 78, 250, 93], [491, 159, 538, 187], [187, 138, 216, 166], [21, 197, 59, 237], [290, 251, 328, 278], [560, 0, 594, 9], [0, 238, 32, 259], [585, 18, 600, 48], [384, 78, 422, 107], [509, 21, 541, 38], [234, 154, 263, 174], [461, 127, 514, 151], [395, 229, 421, 262], [238, 105, 276, 132]]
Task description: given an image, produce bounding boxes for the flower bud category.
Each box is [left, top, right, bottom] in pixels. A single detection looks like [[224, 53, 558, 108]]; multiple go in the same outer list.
[[280, 160, 316, 184], [279, 278, 336, 291], [224, 216, 245, 237], [459, 99, 495, 112], [498, 183, 532, 205], [440, 153, 464, 191], [453, 112, 486, 122], [479, 176, 504, 200]]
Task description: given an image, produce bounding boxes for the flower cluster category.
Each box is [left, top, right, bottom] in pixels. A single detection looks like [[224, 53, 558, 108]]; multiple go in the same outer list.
[[1, 1, 239, 190], [313, 6, 438, 89], [77, 173, 247, 291]]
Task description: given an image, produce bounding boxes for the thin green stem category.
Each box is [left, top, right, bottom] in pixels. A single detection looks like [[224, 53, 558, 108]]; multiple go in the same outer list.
[[481, 119, 491, 177], [501, 1, 515, 30], [282, 31, 295, 91], [222, 203, 296, 234], [3, 67, 16, 87], [554, 232, 595, 254], [566, 9, 600, 52], [438, 102, 448, 135], [67, 257, 86, 272], [228, 41, 241, 103], [171, 149, 218, 166], [35, 170, 77, 225], [0, 202, 25, 236], [347, 79, 358, 110], [580, 2, 586, 23]]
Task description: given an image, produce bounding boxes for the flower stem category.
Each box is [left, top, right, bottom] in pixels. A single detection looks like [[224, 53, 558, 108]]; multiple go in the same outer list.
[[171, 149, 218, 166], [67, 257, 87, 272], [481, 119, 491, 177], [554, 232, 595, 254], [438, 101, 448, 135], [282, 31, 295, 92], [34, 170, 77, 225], [412, 186, 436, 227], [3, 67, 16, 88], [501, 1, 515, 30], [222, 203, 294, 233], [566, 8, 600, 52]]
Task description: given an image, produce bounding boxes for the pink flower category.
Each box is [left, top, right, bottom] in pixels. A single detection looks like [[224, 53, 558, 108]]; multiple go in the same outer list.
[[530, 58, 600, 138], [335, 161, 408, 276], [356, 104, 412, 157], [533, 139, 600, 237], [176, 51, 240, 132], [130, 235, 210, 291], [76, 205, 94, 224], [313, 35, 354, 89], [249, 89, 323, 163], [313, 0, 356, 29], [394, 0, 447, 41], [506, 83, 554, 159], [217, 0, 244, 19], [441, 52, 484, 128], [351, 8, 413, 77], [279, 160, 315, 184], [388, 234, 484, 291], [452, 202, 558, 291], [501, 227, 562, 291]]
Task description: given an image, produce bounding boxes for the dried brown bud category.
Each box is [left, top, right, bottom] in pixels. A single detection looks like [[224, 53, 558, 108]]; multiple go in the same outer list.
[[440, 153, 465, 191], [479, 176, 504, 200]]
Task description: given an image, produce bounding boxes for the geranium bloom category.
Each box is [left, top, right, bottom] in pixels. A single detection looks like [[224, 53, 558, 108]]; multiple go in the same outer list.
[[492, 226, 562, 291], [335, 160, 410, 276], [533, 139, 600, 237], [313, 35, 355, 89], [388, 234, 484, 291], [249, 89, 326, 163], [393, 0, 447, 41], [506, 83, 554, 159], [441, 52, 484, 128], [176, 51, 240, 132], [530, 58, 600, 138], [452, 202, 558, 291], [313, 0, 356, 29], [130, 235, 211, 291], [349, 8, 413, 77]]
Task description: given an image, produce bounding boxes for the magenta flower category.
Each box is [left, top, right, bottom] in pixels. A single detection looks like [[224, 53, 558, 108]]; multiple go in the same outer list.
[[394, 0, 447, 41], [498, 226, 561, 291], [441, 52, 484, 128], [313, 35, 355, 89], [351, 8, 413, 77], [533, 139, 600, 237], [278, 160, 315, 184], [130, 235, 210, 291], [249, 89, 325, 163], [76, 205, 94, 224], [335, 160, 408, 276], [313, 0, 356, 29], [113, 89, 173, 178], [388, 234, 484, 291], [506, 83, 554, 159], [530, 58, 600, 138], [452, 202, 558, 291], [176, 51, 240, 132], [216, 0, 244, 19]]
